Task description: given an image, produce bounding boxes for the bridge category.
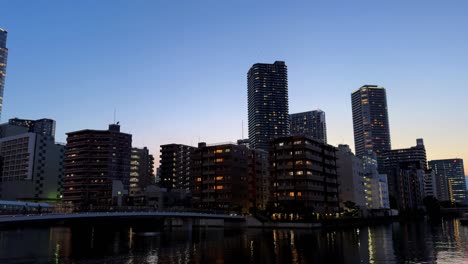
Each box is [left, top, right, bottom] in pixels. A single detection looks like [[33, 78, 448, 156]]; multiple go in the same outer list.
[[0, 211, 246, 229]]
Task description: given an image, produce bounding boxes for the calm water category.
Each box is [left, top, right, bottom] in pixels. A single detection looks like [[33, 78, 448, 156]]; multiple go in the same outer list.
[[0, 219, 467, 263]]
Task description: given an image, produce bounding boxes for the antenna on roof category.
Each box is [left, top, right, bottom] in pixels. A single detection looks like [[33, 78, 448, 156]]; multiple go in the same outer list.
[[113, 108, 116, 124]]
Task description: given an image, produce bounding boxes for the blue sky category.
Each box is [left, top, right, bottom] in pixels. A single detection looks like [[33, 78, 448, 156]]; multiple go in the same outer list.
[[2, 0, 468, 173]]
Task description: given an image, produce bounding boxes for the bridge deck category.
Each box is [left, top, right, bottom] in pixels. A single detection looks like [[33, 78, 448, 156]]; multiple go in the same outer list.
[[0, 212, 245, 224]]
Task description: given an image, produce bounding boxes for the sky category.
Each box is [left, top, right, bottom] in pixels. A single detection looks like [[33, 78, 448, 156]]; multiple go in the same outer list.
[[1, 0, 468, 174]]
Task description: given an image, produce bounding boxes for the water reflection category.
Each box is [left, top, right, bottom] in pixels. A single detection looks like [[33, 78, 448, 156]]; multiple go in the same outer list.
[[0, 219, 467, 263]]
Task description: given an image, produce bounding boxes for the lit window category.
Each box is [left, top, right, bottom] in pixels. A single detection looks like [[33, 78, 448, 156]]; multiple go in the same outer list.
[[216, 185, 223, 190], [216, 176, 223, 181], [289, 192, 294, 197], [215, 149, 223, 154], [196, 178, 202, 182], [215, 158, 224, 163]]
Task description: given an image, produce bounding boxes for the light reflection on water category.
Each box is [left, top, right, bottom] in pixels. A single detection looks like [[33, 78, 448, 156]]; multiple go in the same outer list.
[[0, 219, 467, 263]]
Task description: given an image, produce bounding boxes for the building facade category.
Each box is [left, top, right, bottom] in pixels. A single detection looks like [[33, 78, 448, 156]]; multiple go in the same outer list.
[[269, 135, 339, 218], [336, 144, 366, 208], [0, 28, 7, 121], [382, 139, 427, 210], [362, 154, 390, 209], [191, 142, 249, 212], [351, 85, 391, 170], [247, 148, 270, 211], [9, 118, 56, 137], [129, 147, 155, 197], [63, 124, 132, 207], [248, 61, 289, 151], [428, 159, 466, 204], [0, 122, 64, 202], [290, 110, 327, 143], [159, 144, 196, 191]]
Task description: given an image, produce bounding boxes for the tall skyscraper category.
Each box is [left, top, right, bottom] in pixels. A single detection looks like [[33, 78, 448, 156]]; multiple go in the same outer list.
[[351, 85, 391, 169], [0, 28, 8, 121], [290, 110, 327, 143], [428, 159, 467, 204], [248, 61, 289, 151]]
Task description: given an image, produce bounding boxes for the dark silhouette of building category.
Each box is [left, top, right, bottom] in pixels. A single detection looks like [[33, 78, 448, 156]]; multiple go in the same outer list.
[[129, 147, 155, 196], [8, 118, 56, 137], [247, 148, 270, 211], [159, 144, 196, 191], [191, 142, 249, 212], [351, 85, 391, 171], [429, 159, 466, 204], [269, 135, 339, 218], [248, 61, 289, 151], [0, 28, 7, 121], [63, 124, 132, 207], [290, 110, 327, 143], [382, 139, 427, 211]]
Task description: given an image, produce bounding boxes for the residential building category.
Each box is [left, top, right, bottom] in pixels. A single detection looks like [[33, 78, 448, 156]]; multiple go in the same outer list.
[[362, 154, 390, 209], [351, 85, 391, 171], [159, 144, 196, 191], [424, 169, 437, 199], [382, 139, 427, 210], [336, 144, 366, 208], [381, 139, 427, 210], [269, 135, 339, 217], [428, 159, 467, 203], [248, 61, 289, 151], [63, 124, 132, 207], [290, 110, 327, 143], [191, 142, 249, 212], [0, 28, 8, 121], [0, 121, 64, 202], [129, 147, 155, 197], [247, 148, 270, 211], [237, 139, 250, 148]]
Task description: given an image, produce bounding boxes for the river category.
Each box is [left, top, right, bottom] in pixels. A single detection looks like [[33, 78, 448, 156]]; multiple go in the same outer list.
[[0, 218, 466, 263]]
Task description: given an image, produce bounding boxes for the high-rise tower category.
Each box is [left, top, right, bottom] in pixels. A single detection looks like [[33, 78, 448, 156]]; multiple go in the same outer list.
[[248, 61, 289, 151], [0, 28, 8, 121], [351, 85, 391, 169]]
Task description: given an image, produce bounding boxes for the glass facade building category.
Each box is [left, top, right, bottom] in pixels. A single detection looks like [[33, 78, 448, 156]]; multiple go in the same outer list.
[[428, 159, 467, 204], [0, 28, 8, 121], [290, 110, 327, 143], [9, 118, 56, 138], [248, 61, 289, 151], [351, 85, 391, 170]]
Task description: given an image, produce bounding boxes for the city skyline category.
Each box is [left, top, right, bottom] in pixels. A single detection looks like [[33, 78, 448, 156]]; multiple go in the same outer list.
[[1, 1, 467, 174]]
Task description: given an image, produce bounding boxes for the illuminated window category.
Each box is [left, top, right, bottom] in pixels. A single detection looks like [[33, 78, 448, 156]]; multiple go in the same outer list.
[[216, 176, 223, 181], [215, 158, 224, 163], [216, 185, 223, 190], [215, 149, 223, 154], [295, 160, 303, 165], [289, 192, 295, 197], [297, 192, 302, 197], [196, 177, 202, 182], [296, 171, 304, 175]]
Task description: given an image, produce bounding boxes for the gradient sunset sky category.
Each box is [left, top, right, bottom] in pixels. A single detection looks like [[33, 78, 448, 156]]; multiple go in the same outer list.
[[2, 1, 467, 174]]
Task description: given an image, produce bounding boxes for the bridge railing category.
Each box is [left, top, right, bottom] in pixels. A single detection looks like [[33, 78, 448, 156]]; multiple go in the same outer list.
[[0, 205, 240, 217]]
